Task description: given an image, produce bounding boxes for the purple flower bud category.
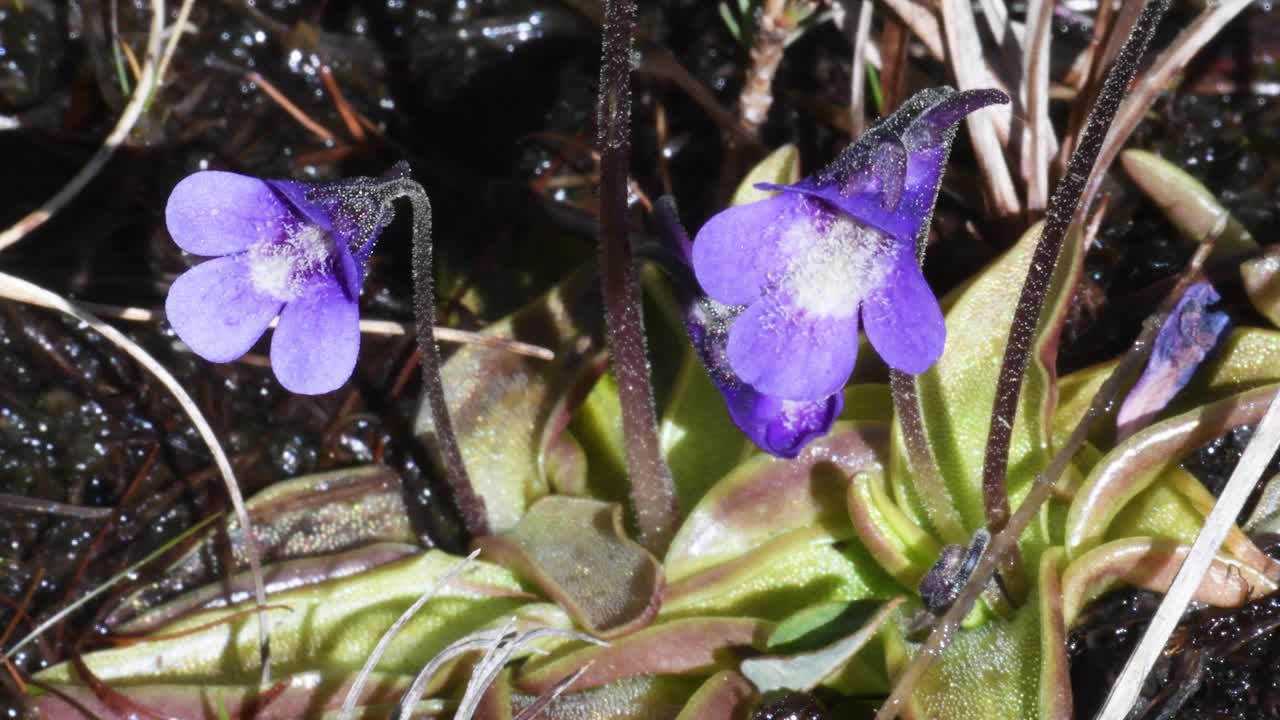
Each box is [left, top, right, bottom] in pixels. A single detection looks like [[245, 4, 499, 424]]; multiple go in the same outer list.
[[1116, 282, 1229, 440], [163, 165, 404, 394], [691, 87, 1009, 403]]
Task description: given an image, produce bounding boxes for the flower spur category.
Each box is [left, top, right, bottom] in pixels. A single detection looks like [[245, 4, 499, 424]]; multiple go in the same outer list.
[[692, 87, 1009, 405]]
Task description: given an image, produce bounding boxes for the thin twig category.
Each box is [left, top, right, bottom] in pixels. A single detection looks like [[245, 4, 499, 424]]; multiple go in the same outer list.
[[877, 12, 911, 113], [848, 0, 875, 137], [76, 301, 555, 360], [0, 272, 274, 683], [1094, 390, 1280, 719], [978, 0, 1170, 541], [596, 0, 679, 552], [879, 0, 945, 61], [874, 239, 1210, 720], [245, 70, 337, 144], [0, 493, 114, 520], [0, 0, 165, 253], [336, 550, 480, 720], [155, 0, 197, 87], [739, 0, 791, 135], [320, 65, 368, 143]]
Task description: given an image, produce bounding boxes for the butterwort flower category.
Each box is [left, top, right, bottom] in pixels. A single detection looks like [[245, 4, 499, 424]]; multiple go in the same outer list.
[[655, 198, 843, 458], [692, 87, 1009, 403], [1116, 282, 1229, 440], [164, 164, 405, 394]]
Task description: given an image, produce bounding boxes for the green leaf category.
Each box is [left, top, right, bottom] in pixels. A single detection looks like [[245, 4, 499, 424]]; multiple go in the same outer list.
[[731, 144, 801, 206], [416, 269, 605, 531], [665, 422, 891, 580], [1121, 149, 1256, 255], [37, 551, 530, 685], [516, 617, 770, 695], [885, 548, 1072, 720], [893, 220, 1085, 570], [741, 598, 901, 693], [475, 496, 663, 638]]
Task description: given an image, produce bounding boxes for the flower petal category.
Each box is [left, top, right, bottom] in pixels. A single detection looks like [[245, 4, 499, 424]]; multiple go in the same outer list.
[[270, 275, 361, 394], [860, 251, 945, 374], [759, 88, 1009, 246], [165, 254, 282, 362], [692, 192, 813, 306], [725, 389, 844, 459], [726, 294, 860, 401], [166, 172, 291, 256]]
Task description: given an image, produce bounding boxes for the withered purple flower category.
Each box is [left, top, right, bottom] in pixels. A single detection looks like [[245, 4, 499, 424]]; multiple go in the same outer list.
[[164, 167, 401, 394], [692, 87, 1008, 402], [1116, 282, 1229, 440]]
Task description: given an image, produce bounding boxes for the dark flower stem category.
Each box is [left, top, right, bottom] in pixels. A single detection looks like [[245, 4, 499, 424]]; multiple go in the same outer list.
[[875, 241, 1211, 720], [398, 178, 491, 539], [597, 0, 679, 553], [978, 0, 1172, 539]]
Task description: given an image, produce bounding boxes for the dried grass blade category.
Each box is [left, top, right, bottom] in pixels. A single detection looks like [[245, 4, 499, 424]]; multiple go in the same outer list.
[[0, 0, 165, 253], [879, 0, 945, 61], [4, 512, 222, 660], [1077, 0, 1253, 218], [75, 302, 555, 361], [1022, 0, 1054, 213], [335, 549, 480, 720], [512, 662, 595, 720], [155, 0, 196, 87], [938, 0, 1020, 217], [0, 272, 273, 683], [1093, 389, 1280, 719]]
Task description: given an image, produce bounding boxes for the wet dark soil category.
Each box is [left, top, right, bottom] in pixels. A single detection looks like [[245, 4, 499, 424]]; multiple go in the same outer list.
[[1, 0, 1279, 717]]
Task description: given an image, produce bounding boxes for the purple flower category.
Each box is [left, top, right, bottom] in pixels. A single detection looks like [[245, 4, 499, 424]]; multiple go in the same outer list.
[[655, 198, 843, 458], [164, 167, 401, 394], [688, 297, 844, 458], [1116, 282, 1229, 440], [691, 87, 1008, 402]]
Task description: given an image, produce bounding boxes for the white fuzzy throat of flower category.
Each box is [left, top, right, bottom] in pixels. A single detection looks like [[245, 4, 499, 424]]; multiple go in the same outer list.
[[776, 207, 893, 319], [248, 224, 338, 301]]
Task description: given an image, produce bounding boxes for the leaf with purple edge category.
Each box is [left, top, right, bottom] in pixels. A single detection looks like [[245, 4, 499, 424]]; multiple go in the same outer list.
[[661, 526, 899, 621], [1060, 537, 1275, 627], [105, 465, 419, 629], [30, 671, 440, 720], [740, 598, 901, 694], [474, 496, 663, 639], [664, 421, 891, 580], [1065, 384, 1280, 561], [672, 670, 758, 720], [509, 675, 703, 719], [515, 617, 770, 695]]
